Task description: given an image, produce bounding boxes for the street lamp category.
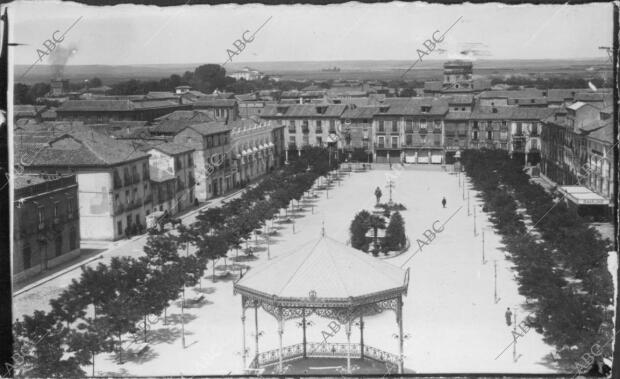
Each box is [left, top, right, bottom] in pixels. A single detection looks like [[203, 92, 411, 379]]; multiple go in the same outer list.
[[392, 333, 411, 370]]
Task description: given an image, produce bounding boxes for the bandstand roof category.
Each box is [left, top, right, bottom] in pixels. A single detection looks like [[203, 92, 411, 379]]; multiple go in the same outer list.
[[234, 235, 409, 309]]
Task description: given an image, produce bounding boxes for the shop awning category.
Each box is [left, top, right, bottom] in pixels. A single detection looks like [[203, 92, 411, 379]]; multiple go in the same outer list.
[[558, 186, 609, 205]]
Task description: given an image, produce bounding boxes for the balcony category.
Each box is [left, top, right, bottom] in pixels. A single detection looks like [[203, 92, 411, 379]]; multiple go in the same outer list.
[[374, 143, 401, 150]]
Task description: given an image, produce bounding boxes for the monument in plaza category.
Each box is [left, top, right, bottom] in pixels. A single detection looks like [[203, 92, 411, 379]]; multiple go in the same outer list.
[[233, 228, 411, 374]]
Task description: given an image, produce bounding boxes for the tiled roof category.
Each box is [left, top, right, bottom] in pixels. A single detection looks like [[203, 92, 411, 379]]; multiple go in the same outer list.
[[479, 89, 544, 99], [383, 98, 448, 116], [14, 105, 39, 117], [149, 142, 194, 156], [510, 107, 555, 120], [132, 100, 182, 109], [146, 91, 178, 99], [470, 105, 516, 119], [193, 98, 237, 107], [14, 175, 50, 189], [424, 81, 442, 91], [444, 94, 474, 104], [510, 98, 548, 105], [15, 128, 150, 167], [185, 122, 232, 136], [341, 107, 378, 119], [58, 100, 135, 112], [444, 111, 472, 120], [587, 120, 613, 143], [152, 110, 216, 134], [285, 104, 347, 118]]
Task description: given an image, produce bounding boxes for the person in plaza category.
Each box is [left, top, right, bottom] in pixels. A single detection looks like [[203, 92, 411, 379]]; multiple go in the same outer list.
[[505, 307, 513, 326], [375, 186, 382, 204], [442, 197, 447, 208]]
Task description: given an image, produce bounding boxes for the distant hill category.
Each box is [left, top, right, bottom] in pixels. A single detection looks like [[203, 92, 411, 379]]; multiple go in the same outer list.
[[14, 59, 611, 85]]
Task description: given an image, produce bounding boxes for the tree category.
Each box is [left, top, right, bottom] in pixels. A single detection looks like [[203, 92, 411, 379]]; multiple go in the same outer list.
[[368, 215, 386, 255], [384, 212, 406, 252], [88, 77, 102, 87], [350, 210, 371, 251], [192, 64, 227, 93], [13, 311, 87, 378]]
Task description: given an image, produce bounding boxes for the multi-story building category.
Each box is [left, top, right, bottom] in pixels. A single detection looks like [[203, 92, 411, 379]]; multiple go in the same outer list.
[[16, 129, 152, 241], [260, 104, 348, 160], [144, 142, 196, 213], [229, 118, 277, 186], [13, 175, 80, 282], [340, 106, 378, 152], [150, 110, 216, 137], [373, 98, 448, 164], [541, 104, 615, 208], [192, 99, 239, 122], [443, 110, 471, 163], [228, 67, 264, 81], [173, 122, 233, 200], [509, 108, 555, 164], [56, 99, 191, 123]]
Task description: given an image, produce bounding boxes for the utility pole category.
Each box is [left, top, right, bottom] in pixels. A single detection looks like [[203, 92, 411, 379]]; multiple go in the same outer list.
[[494, 260, 499, 304], [467, 190, 470, 216], [482, 230, 486, 265], [473, 205, 477, 236], [386, 178, 396, 204]]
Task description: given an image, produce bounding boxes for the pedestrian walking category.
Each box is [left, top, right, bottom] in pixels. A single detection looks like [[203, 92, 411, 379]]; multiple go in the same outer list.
[[505, 307, 513, 326], [441, 197, 447, 208], [375, 186, 382, 204]]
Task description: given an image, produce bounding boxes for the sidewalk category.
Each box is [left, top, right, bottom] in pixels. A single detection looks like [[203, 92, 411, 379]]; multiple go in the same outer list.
[[13, 185, 252, 297]]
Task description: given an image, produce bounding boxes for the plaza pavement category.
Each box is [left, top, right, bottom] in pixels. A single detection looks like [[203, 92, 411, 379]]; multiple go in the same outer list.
[[15, 167, 558, 375]]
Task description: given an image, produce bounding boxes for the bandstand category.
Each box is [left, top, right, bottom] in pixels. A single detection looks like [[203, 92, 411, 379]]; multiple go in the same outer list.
[[233, 230, 411, 374]]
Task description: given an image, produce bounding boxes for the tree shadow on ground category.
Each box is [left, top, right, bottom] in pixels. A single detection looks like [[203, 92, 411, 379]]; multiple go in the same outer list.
[[165, 312, 198, 325], [112, 345, 159, 365], [97, 367, 130, 376], [174, 296, 213, 309], [146, 326, 183, 345], [193, 286, 216, 295], [268, 224, 286, 231], [275, 218, 294, 225], [232, 255, 258, 262], [205, 272, 238, 283]]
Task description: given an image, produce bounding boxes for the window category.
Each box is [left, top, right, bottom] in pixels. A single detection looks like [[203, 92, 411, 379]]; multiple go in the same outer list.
[[434, 120, 441, 130], [142, 163, 149, 181], [420, 119, 427, 129], [144, 183, 148, 192], [391, 136, 398, 148], [434, 133, 441, 146], [117, 221, 123, 236], [38, 206, 45, 226], [405, 120, 413, 133], [207, 136, 213, 148], [126, 215, 132, 228], [316, 136, 323, 145], [289, 136, 296, 144], [405, 134, 413, 146], [329, 120, 336, 132], [377, 136, 385, 148], [135, 214, 140, 226], [70, 228, 77, 250], [133, 188, 138, 202], [132, 165, 138, 181], [55, 236, 62, 257], [472, 128, 479, 140], [487, 130, 493, 140], [378, 121, 384, 132], [67, 197, 75, 217], [23, 243, 32, 269], [125, 190, 130, 204], [385, 120, 393, 131], [391, 122, 398, 133], [53, 202, 59, 219]]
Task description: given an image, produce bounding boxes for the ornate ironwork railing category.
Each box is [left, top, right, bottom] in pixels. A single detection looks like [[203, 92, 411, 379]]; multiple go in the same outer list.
[[249, 342, 397, 368]]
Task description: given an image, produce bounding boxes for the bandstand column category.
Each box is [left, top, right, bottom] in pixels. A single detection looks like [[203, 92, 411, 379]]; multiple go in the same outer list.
[[302, 311, 307, 358], [254, 305, 260, 359], [241, 306, 247, 368], [397, 295, 404, 374], [278, 310, 284, 373], [346, 320, 352, 374], [359, 315, 365, 359]]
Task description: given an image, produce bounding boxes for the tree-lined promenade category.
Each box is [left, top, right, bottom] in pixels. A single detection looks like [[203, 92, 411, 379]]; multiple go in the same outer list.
[[461, 149, 614, 370], [10, 147, 340, 378]]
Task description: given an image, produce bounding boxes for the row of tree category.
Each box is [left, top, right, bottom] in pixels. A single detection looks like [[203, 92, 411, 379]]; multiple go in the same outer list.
[[12, 146, 338, 377], [461, 149, 614, 369]]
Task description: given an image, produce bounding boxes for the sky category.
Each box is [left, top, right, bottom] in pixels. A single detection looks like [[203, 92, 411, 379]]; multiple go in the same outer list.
[[4, 1, 614, 66]]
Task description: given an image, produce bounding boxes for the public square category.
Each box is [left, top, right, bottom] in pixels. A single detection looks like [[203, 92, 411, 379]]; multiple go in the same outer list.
[[14, 165, 557, 375]]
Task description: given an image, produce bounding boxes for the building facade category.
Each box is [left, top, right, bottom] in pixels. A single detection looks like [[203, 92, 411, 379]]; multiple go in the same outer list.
[[13, 175, 81, 282], [18, 131, 153, 241], [229, 118, 277, 186], [173, 123, 233, 200], [145, 143, 195, 213]]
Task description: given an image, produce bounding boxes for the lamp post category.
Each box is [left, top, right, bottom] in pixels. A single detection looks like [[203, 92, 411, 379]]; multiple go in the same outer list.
[[296, 316, 314, 358]]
